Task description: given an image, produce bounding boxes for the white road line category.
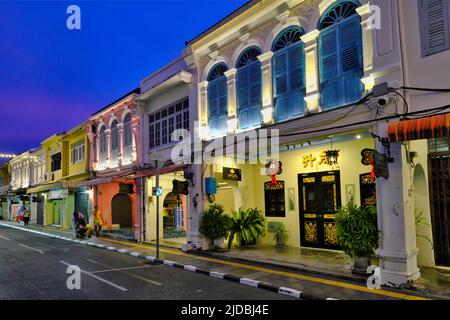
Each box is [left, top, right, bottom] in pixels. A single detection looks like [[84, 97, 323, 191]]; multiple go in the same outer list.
[[0, 234, 11, 241], [19, 243, 44, 254], [91, 265, 153, 274], [60, 260, 128, 292], [86, 259, 162, 286]]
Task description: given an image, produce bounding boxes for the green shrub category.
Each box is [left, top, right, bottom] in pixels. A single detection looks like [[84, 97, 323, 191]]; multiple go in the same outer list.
[[335, 203, 378, 258], [227, 208, 266, 250], [270, 222, 289, 243], [199, 204, 230, 246]]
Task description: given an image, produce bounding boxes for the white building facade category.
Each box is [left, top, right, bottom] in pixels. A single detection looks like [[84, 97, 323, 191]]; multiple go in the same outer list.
[[178, 0, 450, 286]]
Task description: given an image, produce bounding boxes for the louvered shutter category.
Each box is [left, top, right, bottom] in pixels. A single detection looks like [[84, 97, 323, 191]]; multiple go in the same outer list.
[[319, 26, 340, 109], [340, 15, 364, 104], [420, 0, 450, 57], [288, 42, 305, 118], [273, 51, 288, 96]]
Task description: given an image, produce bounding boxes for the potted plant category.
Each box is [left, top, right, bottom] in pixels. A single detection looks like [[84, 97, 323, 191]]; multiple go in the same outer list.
[[227, 208, 266, 250], [270, 222, 289, 247], [335, 203, 378, 274], [199, 204, 230, 250]]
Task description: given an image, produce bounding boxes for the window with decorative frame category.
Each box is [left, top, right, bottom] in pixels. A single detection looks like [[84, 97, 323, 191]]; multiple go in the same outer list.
[[71, 139, 85, 164], [272, 26, 306, 123], [318, 0, 364, 110], [110, 120, 120, 163], [148, 98, 189, 150], [99, 126, 107, 162]]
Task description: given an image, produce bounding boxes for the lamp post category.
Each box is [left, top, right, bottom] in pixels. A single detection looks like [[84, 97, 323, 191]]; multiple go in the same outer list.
[[150, 152, 164, 259]]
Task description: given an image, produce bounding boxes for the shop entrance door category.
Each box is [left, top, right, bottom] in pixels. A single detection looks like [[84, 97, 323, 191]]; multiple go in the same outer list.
[[111, 193, 132, 228], [52, 200, 61, 226], [36, 201, 44, 225], [429, 152, 450, 266], [75, 192, 89, 221], [298, 171, 341, 249]]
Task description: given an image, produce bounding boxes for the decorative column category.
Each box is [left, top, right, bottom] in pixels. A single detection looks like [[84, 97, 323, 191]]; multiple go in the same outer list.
[[301, 30, 321, 114], [257, 51, 274, 125], [86, 124, 96, 171], [356, 3, 375, 92], [199, 81, 209, 139], [373, 122, 421, 286], [224, 68, 238, 133]]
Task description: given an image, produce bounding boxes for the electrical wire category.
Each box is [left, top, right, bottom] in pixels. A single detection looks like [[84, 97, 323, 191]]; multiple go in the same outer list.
[[401, 86, 450, 92], [389, 89, 409, 119]]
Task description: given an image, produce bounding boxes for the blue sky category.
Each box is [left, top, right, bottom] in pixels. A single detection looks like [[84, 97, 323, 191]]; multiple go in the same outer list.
[[0, 0, 248, 154]]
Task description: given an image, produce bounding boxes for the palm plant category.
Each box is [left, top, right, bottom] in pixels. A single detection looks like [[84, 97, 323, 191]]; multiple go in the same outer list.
[[199, 204, 230, 247], [227, 208, 266, 250]]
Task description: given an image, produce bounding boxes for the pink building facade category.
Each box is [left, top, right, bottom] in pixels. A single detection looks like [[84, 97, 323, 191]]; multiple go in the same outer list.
[[86, 89, 144, 240]]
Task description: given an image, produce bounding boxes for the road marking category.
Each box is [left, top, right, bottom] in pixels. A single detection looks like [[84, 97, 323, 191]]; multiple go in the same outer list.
[[0, 234, 11, 241], [60, 260, 128, 292], [99, 237, 429, 301], [91, 265, 153, 274], [86, 258, 162, 286], [19, 243, 44, 254], [0, 223, 430, 300]]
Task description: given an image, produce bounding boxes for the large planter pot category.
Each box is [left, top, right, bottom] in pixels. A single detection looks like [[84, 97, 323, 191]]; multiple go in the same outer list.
[[275, 235, 286, 248], [213, 238, 225, 250], [353, 256, 371, 274]]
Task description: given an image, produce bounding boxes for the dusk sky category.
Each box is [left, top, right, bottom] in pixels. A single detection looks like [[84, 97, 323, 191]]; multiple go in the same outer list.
[[0, 0, 247, 155]]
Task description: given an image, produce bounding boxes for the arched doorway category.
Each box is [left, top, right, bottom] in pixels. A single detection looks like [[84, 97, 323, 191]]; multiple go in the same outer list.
[[111, 193, 132, 228], [163, 192, 186, 239]]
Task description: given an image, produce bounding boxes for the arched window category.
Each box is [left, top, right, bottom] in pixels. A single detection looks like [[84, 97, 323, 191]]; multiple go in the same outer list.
[[318, 0, 364, 110], [99, 126, 107, 162], [110, 120, 120, 163], [207, 63, 228, 137], [236, 47, 262, 130], [272, 26, 306, 122]]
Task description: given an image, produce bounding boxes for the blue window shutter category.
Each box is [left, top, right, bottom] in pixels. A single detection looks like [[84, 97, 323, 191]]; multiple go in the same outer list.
[[218, 77, 228, 115], [289, 42, 305, 90], [319, 26, 340, 109], [237, 61, 262, 129], [340, 15, 364, 105], [273, 51, 288, 96], [419, 0, 450, 57], [208, 81, 218, 117]]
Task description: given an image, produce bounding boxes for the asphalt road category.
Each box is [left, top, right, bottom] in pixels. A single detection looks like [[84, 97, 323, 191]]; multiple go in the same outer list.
[[0, 225, 293, 300]]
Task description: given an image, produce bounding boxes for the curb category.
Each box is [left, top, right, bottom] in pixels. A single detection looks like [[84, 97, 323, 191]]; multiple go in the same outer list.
[[0, 222, 335, 300], [192, 250, 367, 285]]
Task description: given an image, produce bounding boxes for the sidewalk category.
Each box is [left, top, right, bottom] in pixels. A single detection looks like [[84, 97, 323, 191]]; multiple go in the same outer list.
[[1, 221, 447, 300]]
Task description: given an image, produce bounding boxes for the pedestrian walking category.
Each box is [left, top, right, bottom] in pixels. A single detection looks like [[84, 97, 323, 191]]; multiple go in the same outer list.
[[93, 206, 103, 237], [23, 207, 30, 226]]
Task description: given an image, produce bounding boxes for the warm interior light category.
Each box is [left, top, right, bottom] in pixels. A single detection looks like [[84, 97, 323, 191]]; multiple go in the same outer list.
[[325, 149, 340, 165]]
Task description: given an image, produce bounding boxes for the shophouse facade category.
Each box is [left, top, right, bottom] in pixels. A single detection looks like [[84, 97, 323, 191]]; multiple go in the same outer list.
[[28, 147, 46, 225], [60, 123, 92, 223], [136, 57, 195, 245], [179, 0, 450, 286], [9, 150, 34, 220], [87, 89, 143, 240]]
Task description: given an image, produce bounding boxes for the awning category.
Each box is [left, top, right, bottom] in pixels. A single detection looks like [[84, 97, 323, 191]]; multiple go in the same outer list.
[[388, 113, 450, 142], [72, 177, 112, 188], [27, 182, 64, 194], [0, 185, 10, 195], [133, 163, 185, 179]]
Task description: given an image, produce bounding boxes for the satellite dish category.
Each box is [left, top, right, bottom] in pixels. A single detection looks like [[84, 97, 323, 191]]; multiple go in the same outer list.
[[149, 152, 165, 169]]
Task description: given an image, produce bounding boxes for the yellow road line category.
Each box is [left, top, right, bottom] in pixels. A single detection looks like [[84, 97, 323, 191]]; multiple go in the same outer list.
[[99, 237, 429, 300]]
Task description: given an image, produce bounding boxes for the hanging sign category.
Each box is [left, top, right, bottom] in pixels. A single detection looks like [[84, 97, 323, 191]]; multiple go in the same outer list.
[[172, 180, 189, 195], [264, 181, 286, 217], [223, 167, 242, 181], [374, 151, 390, 180]]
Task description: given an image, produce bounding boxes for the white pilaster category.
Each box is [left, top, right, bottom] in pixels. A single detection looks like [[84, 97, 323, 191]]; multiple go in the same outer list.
[[257, 51, 274, 124], [224, 68, 238, 133], [356, 3, 375, 92], [374, 122, 421, 286], [301, 30, 321, 114]]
